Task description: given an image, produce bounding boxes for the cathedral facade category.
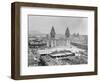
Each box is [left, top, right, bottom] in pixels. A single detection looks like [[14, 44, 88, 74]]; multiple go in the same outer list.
[[46, 26, 71, 48]]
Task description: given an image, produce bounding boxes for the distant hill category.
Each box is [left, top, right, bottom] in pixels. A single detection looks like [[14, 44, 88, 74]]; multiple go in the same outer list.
[[29, 30, 46, 38], [29, 30, 66, 38]]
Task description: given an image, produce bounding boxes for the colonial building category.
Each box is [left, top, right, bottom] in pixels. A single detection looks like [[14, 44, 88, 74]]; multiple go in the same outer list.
[[46, 26, 71, 48]]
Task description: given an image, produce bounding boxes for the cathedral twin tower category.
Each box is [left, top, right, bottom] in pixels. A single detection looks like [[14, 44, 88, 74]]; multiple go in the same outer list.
[[47, 26, 71, 48], [50, 26, 70, 39]]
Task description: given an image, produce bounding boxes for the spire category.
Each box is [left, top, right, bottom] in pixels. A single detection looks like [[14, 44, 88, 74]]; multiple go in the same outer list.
[[65, 27, 70, 38], [50, 26, 56, 39]]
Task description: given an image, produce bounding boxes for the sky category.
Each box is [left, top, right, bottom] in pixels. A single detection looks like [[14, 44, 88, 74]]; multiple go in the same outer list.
[[28, 15, 88, 35]]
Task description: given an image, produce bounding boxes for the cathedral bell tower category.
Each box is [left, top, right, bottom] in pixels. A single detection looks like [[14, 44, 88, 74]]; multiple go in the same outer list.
[[50, 26, 56, 47], [65, 27, 70, 47]]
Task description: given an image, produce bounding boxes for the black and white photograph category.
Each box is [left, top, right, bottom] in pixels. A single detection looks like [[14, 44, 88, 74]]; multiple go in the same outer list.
[[11, 2, 97, 79], [28, 15, 88, 66]]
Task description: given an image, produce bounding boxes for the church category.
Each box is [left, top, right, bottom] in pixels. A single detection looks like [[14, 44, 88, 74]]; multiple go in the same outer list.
[[46, 26, 71, 48]]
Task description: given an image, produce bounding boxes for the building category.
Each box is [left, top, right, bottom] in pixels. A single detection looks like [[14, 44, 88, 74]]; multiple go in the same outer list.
[[29, 39, 47, 49], [46, 26, 71, 48], [29, 26, 71, 49]]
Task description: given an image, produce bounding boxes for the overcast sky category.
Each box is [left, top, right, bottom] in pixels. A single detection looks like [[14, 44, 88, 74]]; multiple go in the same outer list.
[[28, 15, 88, 35]]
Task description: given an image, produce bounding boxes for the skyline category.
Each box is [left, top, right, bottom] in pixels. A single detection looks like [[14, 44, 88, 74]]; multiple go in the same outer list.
[[28, 15, 88, 35]]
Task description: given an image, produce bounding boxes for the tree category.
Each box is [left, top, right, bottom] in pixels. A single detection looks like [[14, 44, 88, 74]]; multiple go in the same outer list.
[[65, 27, 70, 38], [50, 26, 56, 39]]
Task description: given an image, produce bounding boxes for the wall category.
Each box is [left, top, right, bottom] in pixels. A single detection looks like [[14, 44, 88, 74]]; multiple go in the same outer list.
[[0, 0, 100, 82]]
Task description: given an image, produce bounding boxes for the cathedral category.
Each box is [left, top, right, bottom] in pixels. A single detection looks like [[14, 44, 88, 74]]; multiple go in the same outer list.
[[46, 26, 71, 48]]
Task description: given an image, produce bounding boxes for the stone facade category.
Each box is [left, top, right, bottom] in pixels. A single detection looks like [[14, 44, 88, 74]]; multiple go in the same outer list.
[[46, 27, 71, 48], [47, 38, 70, 48]]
